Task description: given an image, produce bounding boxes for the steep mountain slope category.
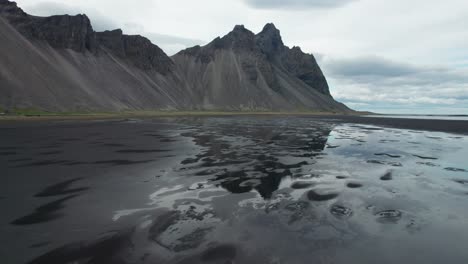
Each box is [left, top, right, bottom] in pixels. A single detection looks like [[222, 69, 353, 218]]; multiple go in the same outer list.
[[0, 0, 192, 111], [0, 0, 351, 112], [172, 24, 350, 111]]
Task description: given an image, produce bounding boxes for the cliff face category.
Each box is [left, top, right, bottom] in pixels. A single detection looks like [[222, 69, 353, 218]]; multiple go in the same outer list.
[[0, 0, 96, 52], [0, 0, 192, 111], [0, 0, 174, 74], [0, 0, 351, 113], [173, 24, 349, 111], [96, 29, 174, 74]]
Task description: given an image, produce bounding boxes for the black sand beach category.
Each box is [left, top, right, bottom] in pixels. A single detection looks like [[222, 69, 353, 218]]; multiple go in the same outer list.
[[318, 115, 468, 135], [2, 114, 468, 134]]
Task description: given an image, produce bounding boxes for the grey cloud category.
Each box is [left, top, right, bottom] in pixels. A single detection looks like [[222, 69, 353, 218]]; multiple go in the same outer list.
[[145, 33, 205, 55], [145, 33, 203, 47], [245, 0, 357, 9], [323, 56, 468, 85], [324, 56, 420, 77], [144, 32, 205, 55], [322, 56, 468, 114], [122, 23, 205, 55]]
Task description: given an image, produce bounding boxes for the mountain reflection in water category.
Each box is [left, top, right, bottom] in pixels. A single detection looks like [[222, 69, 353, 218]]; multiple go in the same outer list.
[[1, 117, 468, 264]]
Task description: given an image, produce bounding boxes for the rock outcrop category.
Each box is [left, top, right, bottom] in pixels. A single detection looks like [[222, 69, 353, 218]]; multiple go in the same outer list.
[[0, 0, 96, 52], [96, 29, 174, 74], [0, 0, 351, 113]]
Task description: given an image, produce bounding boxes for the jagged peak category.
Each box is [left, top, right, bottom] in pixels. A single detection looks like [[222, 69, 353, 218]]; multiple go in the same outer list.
[[255, 23, 284, 56], [291, 46, 303, 52], [208, 24, 255, 50], [261, 23, 278, 32], [227, 24, 254, 36], [257, 22, 282, 40], [233, 24, 246, 31]]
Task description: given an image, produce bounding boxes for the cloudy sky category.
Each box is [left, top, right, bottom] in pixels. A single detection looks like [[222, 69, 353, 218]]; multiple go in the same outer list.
[[14, 0, 468, 114]]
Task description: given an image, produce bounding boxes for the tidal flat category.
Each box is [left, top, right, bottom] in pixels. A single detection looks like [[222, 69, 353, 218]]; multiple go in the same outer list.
[[1, 117, 468, 264]]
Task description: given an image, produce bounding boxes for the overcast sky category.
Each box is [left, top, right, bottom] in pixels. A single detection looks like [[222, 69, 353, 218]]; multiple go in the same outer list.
[[14, 0, 468, 114]]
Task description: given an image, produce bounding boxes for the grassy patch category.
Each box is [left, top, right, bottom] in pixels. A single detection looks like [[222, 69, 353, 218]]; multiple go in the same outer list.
[[0, 109, 353, 121], [8, 108, 113, 116], [11, 108, 53, 116]]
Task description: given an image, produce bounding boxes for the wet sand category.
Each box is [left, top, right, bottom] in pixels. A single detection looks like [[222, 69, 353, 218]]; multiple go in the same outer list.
[[1, 117, 468, 264], [2, 113, 467, 135], [317, 115, 468, 135]]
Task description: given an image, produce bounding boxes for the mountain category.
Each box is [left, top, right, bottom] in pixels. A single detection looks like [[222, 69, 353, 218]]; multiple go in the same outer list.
[[0, 0, 192, 111], [0, 0, 351, 113], [173, 24, 349, 111]]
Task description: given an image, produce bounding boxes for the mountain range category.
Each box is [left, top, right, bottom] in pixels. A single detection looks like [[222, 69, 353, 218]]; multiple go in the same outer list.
[[0, 0, 351, 113]]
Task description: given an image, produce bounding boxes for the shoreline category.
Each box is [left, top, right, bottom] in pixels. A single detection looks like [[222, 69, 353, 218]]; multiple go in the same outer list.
[[317, 115, 468, 135], [0, 111, 360, 121], [1, 112, 467, 135]]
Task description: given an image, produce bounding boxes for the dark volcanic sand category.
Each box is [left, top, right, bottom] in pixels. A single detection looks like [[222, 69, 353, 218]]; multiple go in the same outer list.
[[1, 116, 468, 264], [318, 115, 468, 135]]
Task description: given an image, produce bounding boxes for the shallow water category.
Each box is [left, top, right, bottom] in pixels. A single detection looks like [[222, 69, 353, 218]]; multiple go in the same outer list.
[[1, 117, 468, 264]]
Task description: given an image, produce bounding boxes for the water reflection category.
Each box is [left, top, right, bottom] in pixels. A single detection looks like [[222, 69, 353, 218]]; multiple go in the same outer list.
[[1, 118, 468, 264], [178, 119, 333, 199]]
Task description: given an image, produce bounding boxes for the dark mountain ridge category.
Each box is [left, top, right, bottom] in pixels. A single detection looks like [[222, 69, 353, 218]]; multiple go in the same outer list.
[[0, 0, 173, 73], [0, 0, 351, 113], [173, 24, 348, 111]]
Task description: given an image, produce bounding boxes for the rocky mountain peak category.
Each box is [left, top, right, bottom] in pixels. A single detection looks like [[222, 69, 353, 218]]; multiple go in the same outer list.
[[226, 24, 255, 38], [210, 24, 256, 51], [232, 24, 247, 32], [256, 23, 284, 58], [259, 23, 282, 39], [261, 23, 279, 33], [291, 46, 303, 52]]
